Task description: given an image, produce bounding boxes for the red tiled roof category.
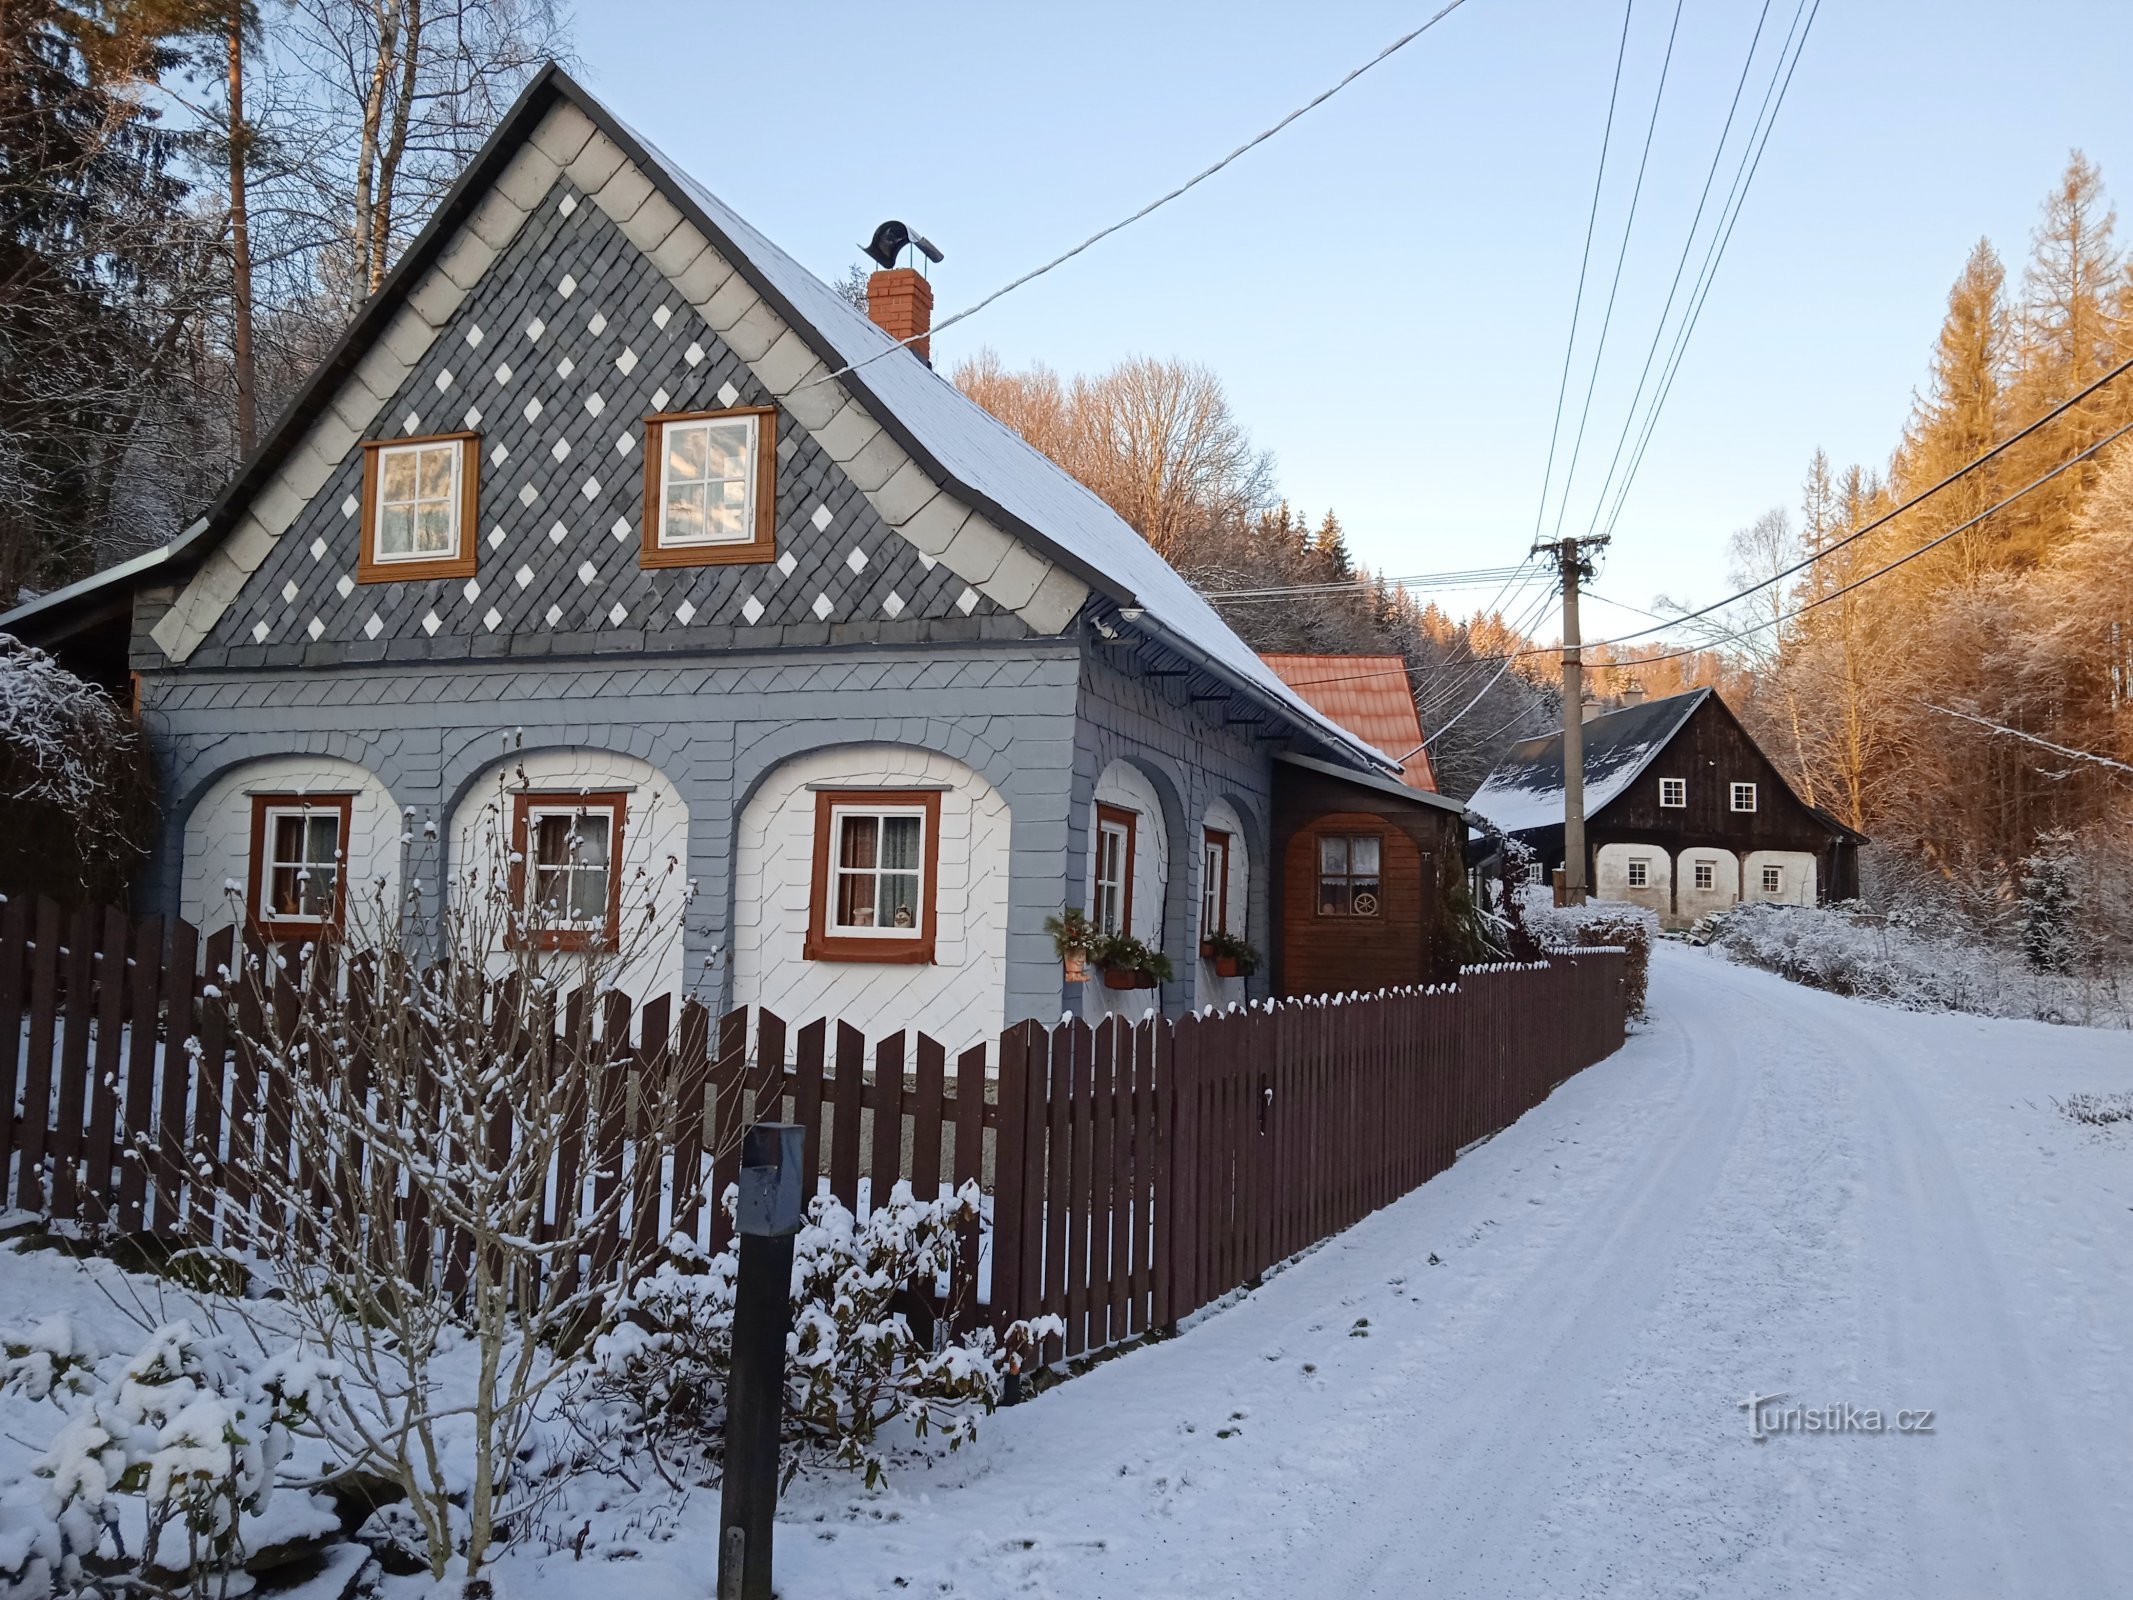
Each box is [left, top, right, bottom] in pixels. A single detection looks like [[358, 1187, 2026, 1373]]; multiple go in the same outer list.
[[1258, 654, 1437, 791]]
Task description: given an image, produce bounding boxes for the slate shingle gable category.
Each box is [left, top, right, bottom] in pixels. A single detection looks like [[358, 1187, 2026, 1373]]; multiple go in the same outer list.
[[193, 177, 1008, 670]]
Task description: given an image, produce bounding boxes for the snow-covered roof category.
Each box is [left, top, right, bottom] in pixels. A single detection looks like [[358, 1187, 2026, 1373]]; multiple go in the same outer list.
[[1466, 689, 1710, 835], [623, 116, 1390, 770]]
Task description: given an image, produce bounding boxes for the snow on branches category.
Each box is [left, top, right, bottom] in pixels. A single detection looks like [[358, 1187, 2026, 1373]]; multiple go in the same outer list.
[[0, 635, 155, 902]]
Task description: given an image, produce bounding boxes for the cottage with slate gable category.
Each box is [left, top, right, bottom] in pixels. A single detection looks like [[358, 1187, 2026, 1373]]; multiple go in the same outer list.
[[2, 66, 1471, 1046]]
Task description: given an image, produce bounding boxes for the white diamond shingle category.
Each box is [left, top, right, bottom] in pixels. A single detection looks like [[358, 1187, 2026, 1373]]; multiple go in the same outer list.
[[585, 392, 605, 417], [616, 347, 638, 375], [882, 590, 905, 619], [516, 564, 534, 588], [551, 438, 571, 463], [422, 611, 441, 635], [465, 324, 484, 348], [307, 616, 324, 641], [335, 574, 355, 598], [577, 560, 597, 585], [363, 612, 383, 639], [557, 274, 576, 298], [524, 317, 544, 341], [675, 597, 697, 625], [812, 504, 833, 531], [740, 595, 764, 625], [523, 396, 543, 423], [812, 592, 833, 621], [484, 606, 502, 630], [251, 620, 271, 643], [281, 579, 299, 604]]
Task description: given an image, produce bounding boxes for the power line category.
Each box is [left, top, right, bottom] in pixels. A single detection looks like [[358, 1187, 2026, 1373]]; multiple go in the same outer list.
[[1533, 0, 1637, 543], [1599, 0, 1820, 537], [1549, 0, 1687, 540], [1577, 0, 1779, 535], [806, 1, 1477, 386]]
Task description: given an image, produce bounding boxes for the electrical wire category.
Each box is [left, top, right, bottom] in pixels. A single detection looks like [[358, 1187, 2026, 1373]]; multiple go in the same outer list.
[[1598, 0, 1820, 537], [1549, 0, 1687, 540], [1533, 0, 1637, 543], [804, 1, 1476, 386]]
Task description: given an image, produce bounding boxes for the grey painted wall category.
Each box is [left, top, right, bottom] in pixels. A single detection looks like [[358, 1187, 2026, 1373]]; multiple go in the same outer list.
[[138, 641, 1082, 1026]]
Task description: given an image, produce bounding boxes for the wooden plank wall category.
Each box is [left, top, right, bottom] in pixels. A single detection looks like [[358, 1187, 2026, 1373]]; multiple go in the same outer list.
[[0, 896, 1627, 1359]]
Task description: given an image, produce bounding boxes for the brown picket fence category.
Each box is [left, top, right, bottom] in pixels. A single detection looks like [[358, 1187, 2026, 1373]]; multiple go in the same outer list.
[[0, 895, 1627, 1358]]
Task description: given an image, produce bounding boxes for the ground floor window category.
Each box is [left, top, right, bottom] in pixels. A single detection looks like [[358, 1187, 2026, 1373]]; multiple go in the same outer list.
[[805, 788, 942, 963], [1694, 860, 1715, 890], [511, 791, 627, 949], [1626, 857, 1651, 889], [1202, 827, 1231, 936], [1761, 864, 1784, 894], [1317, 834, 1382, 916], [249, 794, 352, 937], [1094, 804, 1138, 936]]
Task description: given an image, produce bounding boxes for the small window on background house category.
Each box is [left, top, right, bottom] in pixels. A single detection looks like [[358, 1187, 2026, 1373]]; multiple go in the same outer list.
[[1762, 865, 1784, 894], [1317, 835, 1382, 916], [359, 434, 478, 583], [1093, 804, 1137, 937], [511, 792, 626, 949], [1525, 860, 1549, 886], [805, 789, 943, 963], [249, 795, 352, 935], [1731, 782, 1759, 812], [1659, 778, 1687, 808], [641, 407, 778, 567], [1694, 860, 1715, 891], [1626, 858, 1650, 888], [1202, 828, 1231, 938]]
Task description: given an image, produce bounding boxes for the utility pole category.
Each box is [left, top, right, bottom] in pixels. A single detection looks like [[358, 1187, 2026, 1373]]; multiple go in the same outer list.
[[1532, 535, 1608, 905]]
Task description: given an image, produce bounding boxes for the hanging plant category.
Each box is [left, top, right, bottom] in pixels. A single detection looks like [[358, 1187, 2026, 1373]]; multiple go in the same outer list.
[[1089, 932, 1173, 990], [1199, 928, 1261, 978], [1044, 909, 1095, 982]]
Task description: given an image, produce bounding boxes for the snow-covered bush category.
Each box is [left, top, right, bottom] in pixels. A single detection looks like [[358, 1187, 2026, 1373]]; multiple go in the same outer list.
[[0, 635, 156, 904], [1708, 901, 2130, 1028], [0, 1317, 336, 1598], [594, 1184, 1059, 1490], [1515, 887, 1657, 1021]]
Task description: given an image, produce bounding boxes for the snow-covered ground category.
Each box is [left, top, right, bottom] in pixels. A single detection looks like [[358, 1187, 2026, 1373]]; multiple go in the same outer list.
[[5, 943, 2129, 1597]]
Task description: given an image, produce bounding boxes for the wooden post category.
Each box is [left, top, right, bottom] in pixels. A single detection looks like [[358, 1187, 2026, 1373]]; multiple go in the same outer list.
[[718, 1122, 804, 1600]]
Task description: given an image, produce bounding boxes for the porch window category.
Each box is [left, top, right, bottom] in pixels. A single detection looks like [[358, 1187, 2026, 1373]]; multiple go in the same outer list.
[[1094, 804, 1137, 937], [1694, 860, 1715, 890], [511, 792, 627, 949], [359, 433, 478, 583], [1317, 834, 1381, 917], [1731, 782, 1758, 812], [1659, 777, 1687, 808], [805, 789, 942, 963], [249, 794, 353, 936], [1202, 828, 1231, 936], [1626, 858, 1650, 889]]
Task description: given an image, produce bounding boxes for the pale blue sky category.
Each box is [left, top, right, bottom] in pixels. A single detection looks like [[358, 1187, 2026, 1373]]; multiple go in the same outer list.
[[574, 1, 2132, 636]]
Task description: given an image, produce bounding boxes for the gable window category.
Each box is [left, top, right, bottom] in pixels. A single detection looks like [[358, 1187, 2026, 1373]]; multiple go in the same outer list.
[[1202, 828, 1231, 937], [1731, 782, 1758, 813], [249, 794, 353, 937], [1659, 777, 1687, 808], [805, 789, 942, 963], [1694, 860, 1715, 891], [359, 434, 478, 583], [510, 792, 626, 950], [641, 406, 778, 567], [1317, 834, 1381, 917], [1761, 865, 1784, 894], [1626, 858, 1650, 889], [1093, 804, 1137, 937]]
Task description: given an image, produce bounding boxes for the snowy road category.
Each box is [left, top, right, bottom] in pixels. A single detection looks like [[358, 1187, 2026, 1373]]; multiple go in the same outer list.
[[777, 944, 2133, 1600]]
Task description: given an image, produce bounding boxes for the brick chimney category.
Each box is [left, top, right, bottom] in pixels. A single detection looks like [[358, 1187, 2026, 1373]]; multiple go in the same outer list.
[[866, 268, 934, 365]]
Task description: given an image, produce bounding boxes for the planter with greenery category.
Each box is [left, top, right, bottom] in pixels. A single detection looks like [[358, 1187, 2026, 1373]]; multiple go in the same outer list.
[[1090, 932, 1173, 991], [1199, 929, 1261, 978], [1045, 908, 1095, 982]]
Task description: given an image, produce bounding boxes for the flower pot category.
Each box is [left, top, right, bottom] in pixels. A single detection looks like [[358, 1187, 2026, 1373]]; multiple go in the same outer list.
[[1102, 966, 1139, 990], [1134, 970, 1159, 990], [1199, 939, 1216, 959], [1214, 956, 1241, 978], [1063, 949, 1089, 983]]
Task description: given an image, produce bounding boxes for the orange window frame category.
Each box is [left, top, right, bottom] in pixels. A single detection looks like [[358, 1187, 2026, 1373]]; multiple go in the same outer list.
[[640, 405, 779, 568], [1201, 827, 1231, 937], [1094, 803, 1138, 938], [357, 432, 480, 584], [804, 789, 943, 964], [247, 792, 354, 940], [508, 791, 629, 951]]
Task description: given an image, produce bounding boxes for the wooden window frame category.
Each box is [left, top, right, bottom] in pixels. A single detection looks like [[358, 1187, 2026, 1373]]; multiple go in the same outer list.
[[508, 791, 629, 952], [640, 405, 778, 568], [1659, 777, 1687, 808], [247, 792, 354, 940], [1093, 803, 1138, 938], [1693, 859, 1716, 890], [357, 432, 480, 584], [1626, 857, 1650, 889], [1201, 827, 1232, 939], [1731, 781, 1759, 813], [1760, 864, 1784, 894], [804, 788, 943, 964], [1314, 831, 1384, 919]]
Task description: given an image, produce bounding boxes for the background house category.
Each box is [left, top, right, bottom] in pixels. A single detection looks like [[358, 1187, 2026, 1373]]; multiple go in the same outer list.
[[1, 67, 1471, 1047], [1467, 687, 1864, 927]]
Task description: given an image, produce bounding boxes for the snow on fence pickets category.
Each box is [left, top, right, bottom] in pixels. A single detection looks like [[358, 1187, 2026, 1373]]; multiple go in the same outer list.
[[0, 895, 1627, 1361]]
